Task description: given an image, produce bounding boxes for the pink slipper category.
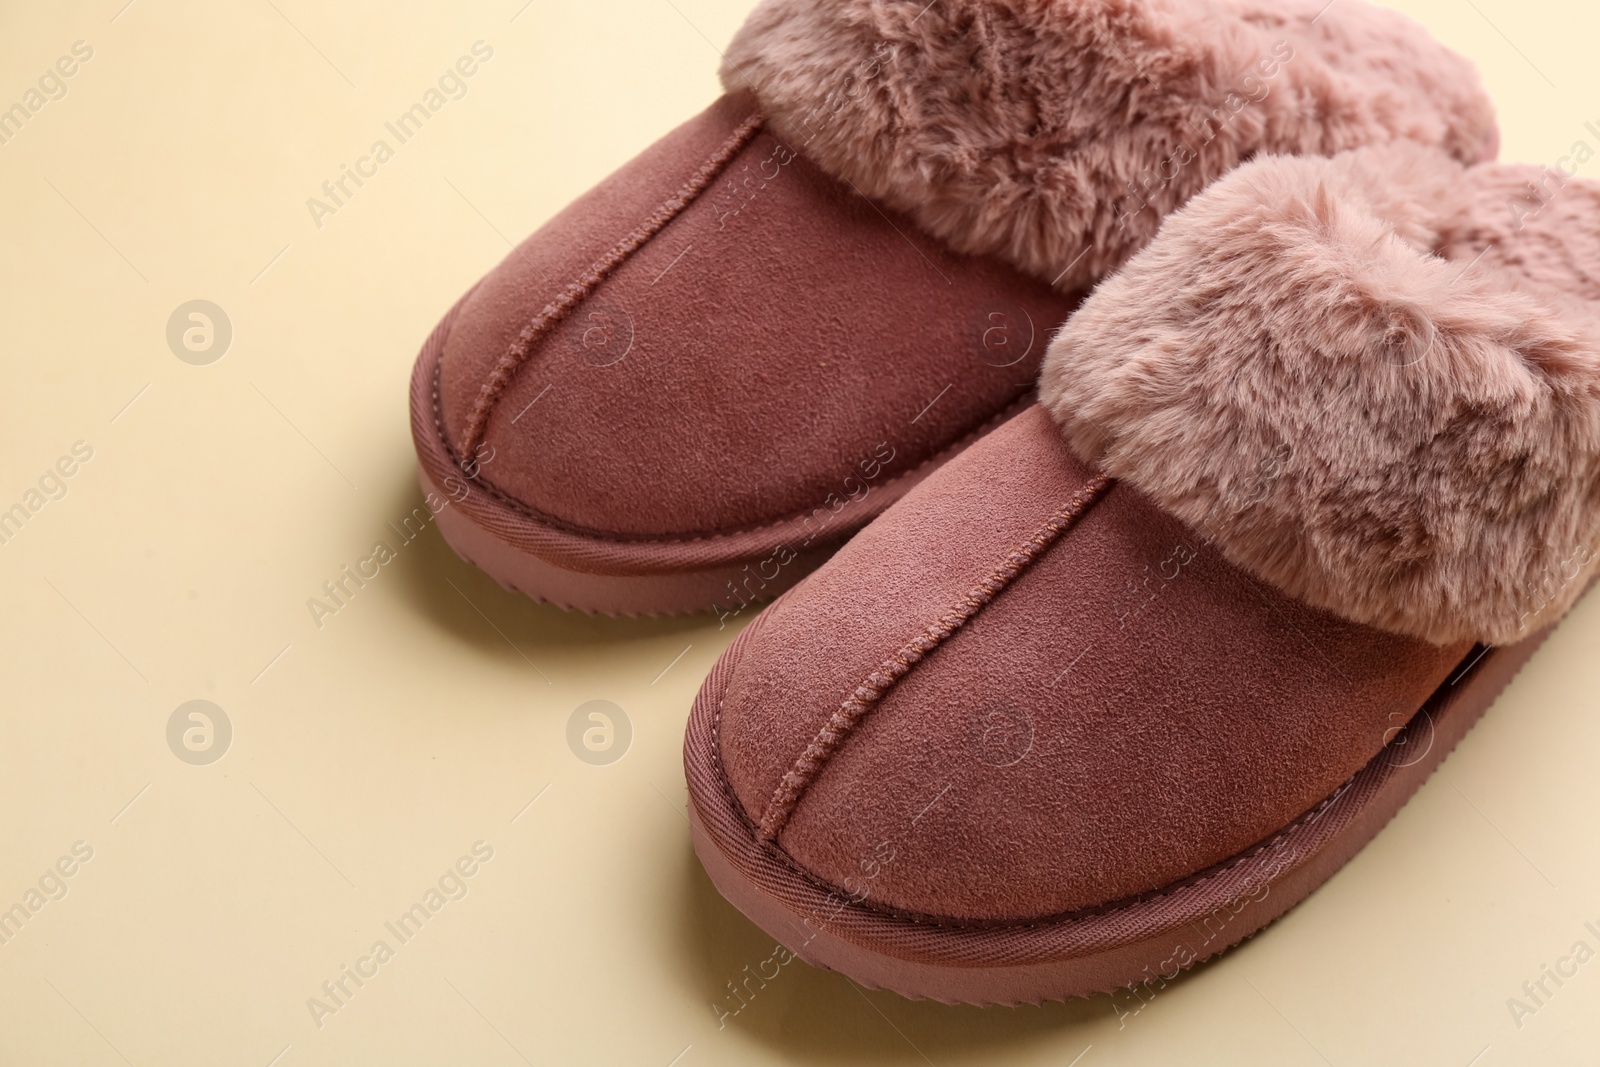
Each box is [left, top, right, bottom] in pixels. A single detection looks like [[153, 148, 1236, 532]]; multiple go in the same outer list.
[[410, 0, 1495, 616], [685, 142, 1600, 1005]]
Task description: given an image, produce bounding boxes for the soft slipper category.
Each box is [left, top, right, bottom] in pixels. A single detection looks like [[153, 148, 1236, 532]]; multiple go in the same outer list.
[[684, 142, 1600, 1005], [410, 0, 1495, 616]]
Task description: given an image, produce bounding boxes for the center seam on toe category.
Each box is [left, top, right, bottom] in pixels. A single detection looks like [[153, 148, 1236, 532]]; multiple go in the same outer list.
[[756, 474, 1114, 840], [458, 111, 765, 457]]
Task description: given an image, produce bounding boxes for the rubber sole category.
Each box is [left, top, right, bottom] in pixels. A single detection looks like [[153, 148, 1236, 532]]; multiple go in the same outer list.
[[410, 294, 1035, 617], [685, 617, 1554, 1006], [421, 466, 833, 617]]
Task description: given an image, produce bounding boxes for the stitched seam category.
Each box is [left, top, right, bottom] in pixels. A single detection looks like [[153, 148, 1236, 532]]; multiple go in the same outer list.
[[708, 638, 1497, 933], [757, 475, 1114, 840], [430, 318, 1035, 547], [458, 111, 765, 456]]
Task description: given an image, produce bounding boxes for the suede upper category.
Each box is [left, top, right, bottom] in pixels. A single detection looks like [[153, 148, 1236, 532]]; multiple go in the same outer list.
[[434, 93, 1069, 541], [718, 407, 1470, 921]]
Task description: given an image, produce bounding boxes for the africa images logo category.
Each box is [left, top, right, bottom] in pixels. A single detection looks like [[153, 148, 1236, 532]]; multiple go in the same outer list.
[[305, 42, 493, 229]]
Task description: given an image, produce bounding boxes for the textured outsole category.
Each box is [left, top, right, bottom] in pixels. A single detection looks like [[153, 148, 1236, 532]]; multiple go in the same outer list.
[[422, 466, 829, 618]]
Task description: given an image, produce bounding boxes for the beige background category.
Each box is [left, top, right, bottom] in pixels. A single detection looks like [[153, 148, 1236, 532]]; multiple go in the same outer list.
[[1, 0, 1598, 1063]]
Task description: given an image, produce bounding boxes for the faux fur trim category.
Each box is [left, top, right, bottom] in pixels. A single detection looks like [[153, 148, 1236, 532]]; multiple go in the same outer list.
[[1039, 143, 1600, 645], [721, 0, 1497, 293]]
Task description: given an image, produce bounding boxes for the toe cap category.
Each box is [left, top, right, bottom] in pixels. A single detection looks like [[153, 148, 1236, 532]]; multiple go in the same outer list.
[[430, 94, 1072, 541], [715, 406, 1470, 921]]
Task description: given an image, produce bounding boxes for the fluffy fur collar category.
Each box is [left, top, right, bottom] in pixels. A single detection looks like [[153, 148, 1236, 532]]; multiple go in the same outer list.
[[721, 0, 1496, 292], [1040, 143, 1600, 645]]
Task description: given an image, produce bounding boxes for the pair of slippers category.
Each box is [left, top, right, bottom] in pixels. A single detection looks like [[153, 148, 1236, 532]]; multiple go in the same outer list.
[[410, 0, 1600, 1005]]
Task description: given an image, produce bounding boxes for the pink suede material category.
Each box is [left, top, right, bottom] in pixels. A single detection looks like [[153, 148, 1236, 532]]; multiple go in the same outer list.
[[719, 412, 1086, 823], [686, 615, 1544, 1002], [717, 407, 1470, 921], [438, 94, 761, 448], [436, 94, 1071, 540]]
